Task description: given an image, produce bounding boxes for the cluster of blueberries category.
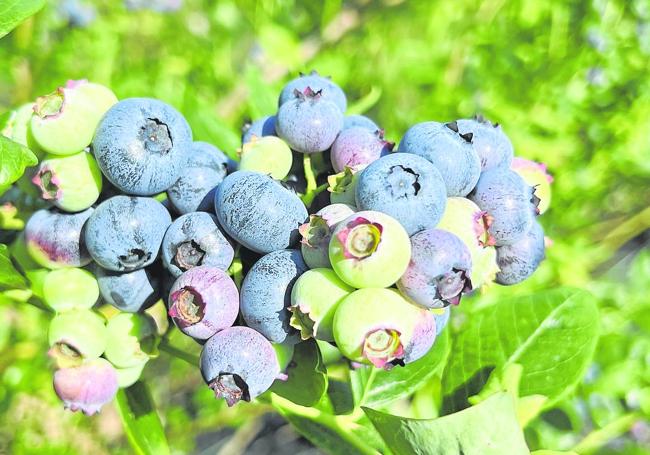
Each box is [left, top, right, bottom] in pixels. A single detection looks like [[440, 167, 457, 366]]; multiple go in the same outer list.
[[10, 72, 552, 414]]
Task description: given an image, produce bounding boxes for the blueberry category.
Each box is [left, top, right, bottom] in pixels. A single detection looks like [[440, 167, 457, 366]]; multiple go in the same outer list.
[[53, 358, 118, 415], [167, 141, 229, 214], [240, 249, 308, 344], [330, 127, 393, 173], [115, 362, 146, 388], [200, 326, 280, 406], [276, 88, 344, 154], [468, 168, 537, 246], [32, 151, 103, 212], [300, 203, 356, 269], [94, 265, 160, 313], [242, 115, 277, 144], [162, 212, 234, 278], [398, 121, 481, 197], [104, 313, 158, 368], [495, 220, 546, 285], [511, 157, 553, 214], [93, 98, 193, 195], [43, 268, 99, 312], [456, 116, 514, 171], [329, 211, 411, 288], [214, 171, 307, 254], [84, 196, 171, 272], [397, 229, 473, 309], [278, 70, 347, 113], [238, 136, 293, 180], [333, 288, 435, 369], [355, 153, 447, 235], [342, 115, 379, 132], [25, 208, 93, 269], [168, 266, 239, 340], [48, 309, 107, 367]]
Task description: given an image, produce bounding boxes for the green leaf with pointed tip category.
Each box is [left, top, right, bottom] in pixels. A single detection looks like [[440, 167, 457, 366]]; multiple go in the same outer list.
[[443, 288, 599, 413], [0, 0, 45, 38], [0, 135, 37, 196], [115, 381, 170, 455], [364, 392, 529, 455], [0, 244, 27, 291], [361, 329, 450, 408], [270, 338, 328, 407]]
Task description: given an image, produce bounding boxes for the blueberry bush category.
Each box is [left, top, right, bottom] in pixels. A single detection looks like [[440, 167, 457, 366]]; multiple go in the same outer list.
[[0, 1, 649, 454]]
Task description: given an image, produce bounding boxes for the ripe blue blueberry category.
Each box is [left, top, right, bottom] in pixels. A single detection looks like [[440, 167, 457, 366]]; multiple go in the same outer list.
[[161, 212, 234, 278], [240, 249, 307, 344], [84, 196, 171, 271], [93, 98, 193, 195], [167, 141, 229, 214], [355, 153, 447, 235], [495, 220, 546, 285], [25, 208, 93, 269], [398, 121, 481, 197], [457, 116, 514, 171], [242, 115, 277, 144], [214, 171, 308, 254], [94, 264, 160, 313], [278, 70, 347, 113], [468, 168, 537, 246], [330, 127, 393, 173], [276, 88, 344, 154], [397, 229, 473, 309], [168, 266, 239, 340], [342, 115, 379, 132], [200, 326, 280, 406]]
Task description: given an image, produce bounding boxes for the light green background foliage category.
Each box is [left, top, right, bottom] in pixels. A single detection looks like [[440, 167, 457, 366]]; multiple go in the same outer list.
[[0, 0, 649, 454]]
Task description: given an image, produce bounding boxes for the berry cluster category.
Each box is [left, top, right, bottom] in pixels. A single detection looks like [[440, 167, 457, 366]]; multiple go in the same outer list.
[[13, 71, 552, 413]]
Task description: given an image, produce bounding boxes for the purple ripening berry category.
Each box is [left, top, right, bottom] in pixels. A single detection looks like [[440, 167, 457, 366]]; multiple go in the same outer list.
[[53, 358, 118, 416], [330, 127, 394, 173]]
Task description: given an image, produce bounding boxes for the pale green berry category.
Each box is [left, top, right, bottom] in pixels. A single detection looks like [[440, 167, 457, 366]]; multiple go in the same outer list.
[[42, 268, 99, 312]]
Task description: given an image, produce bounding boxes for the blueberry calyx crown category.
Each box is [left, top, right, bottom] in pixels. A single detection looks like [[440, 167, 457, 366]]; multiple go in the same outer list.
[[433, 268, 473, 308], [363, 328, 404, 369], [445, 121, 473, 143], [387, 164, 421, 197], [299, 215, 330, 248], [327, 167, 356, 194], [118, 248, 151, 270], [139, 118, 173, 155], [209, 373, 250, 407], [173, 240, 206, 271], [32, 167, 62, 201], [374, 129, 396, 150], [337, 217, 383, 260], [293, 86, 323, 102], [472, 210, 497, 247], [169, 287, 205, 327], [288, 304, 316, 340], [49, 341, 84, 368], [33, 89, 65, 119]]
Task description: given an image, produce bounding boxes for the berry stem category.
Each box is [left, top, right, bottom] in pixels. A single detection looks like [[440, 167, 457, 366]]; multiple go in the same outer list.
[[300, 153, 327, 208], [158, 338, 199, 365], [301, 183, 328, 208], [228, 247, 243, 289]]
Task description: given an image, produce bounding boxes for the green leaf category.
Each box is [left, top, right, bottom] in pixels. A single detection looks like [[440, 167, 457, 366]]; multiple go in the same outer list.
[[0, 0, 44, 38], [245, 65, 277, 119], [364, 392, 529, 455], [0, 135, 37, 195], [443, 289, 599, 412], [0, 244, 27, 291], [346, 86, 382, 115], [362, 329, 450, 408], [271, 338, 328, 407], [115, 381, 170, 455]]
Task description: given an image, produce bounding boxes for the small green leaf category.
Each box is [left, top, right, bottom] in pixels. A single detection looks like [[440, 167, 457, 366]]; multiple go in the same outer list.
[[271, 338, 328, 406], [443, 288, 600, 412], [0, 0, 45, 38], [0, 244, 27, 291], [346, 86, 382, 115], [0, 135, 37, 195], [364, 392, 529, 455], [361, 329, 450, 408], [115, 381, 170, 455]]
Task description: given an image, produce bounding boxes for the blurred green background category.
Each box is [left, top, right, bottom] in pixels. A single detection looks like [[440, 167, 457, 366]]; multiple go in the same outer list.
[[0, 0, 649, 453]]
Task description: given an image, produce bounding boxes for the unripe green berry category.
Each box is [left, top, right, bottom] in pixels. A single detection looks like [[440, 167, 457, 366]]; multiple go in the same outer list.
[[104, 313, 158, 368], [238, 136, 293, 179], [42, 268, 99, 312], [48, 310, 108, 367], [115, 362, 147, 388]]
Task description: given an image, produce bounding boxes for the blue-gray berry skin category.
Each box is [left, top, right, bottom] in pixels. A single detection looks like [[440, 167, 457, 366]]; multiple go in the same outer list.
[[343, 115, 379, 132], [214, 171, 308, 254], [355, 153, 447, 235], [278, 71, 347, 113], [25, 208, 93, 268], [398, 121, 481, 197], [240, 249, 307, 344], [276, 89, 344, 154], [469, 168, 535, 246], [161, 212, 234, 278], [85, 196, 171, 272], [93, 98, 192, 195], [398, 229, 472, 309], [457, 117, 514, 171], [495, 220, 545, 285], [94, 264, 160, 312], [200, 326, 279, 406], [242, 115, 277, 144], [167, 141, 228, 214]]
